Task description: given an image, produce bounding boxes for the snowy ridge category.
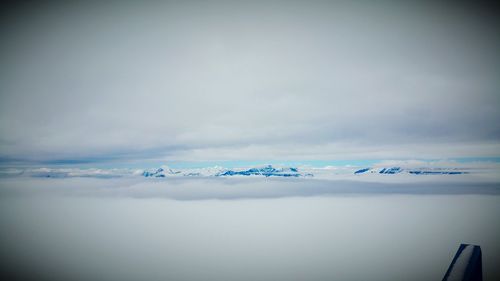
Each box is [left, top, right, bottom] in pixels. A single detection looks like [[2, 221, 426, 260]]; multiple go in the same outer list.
[[142, 165, 226, 178], [215, 165, 302, 177], [142, 165, 308, 178], [1, 161, 498, 182], [353, 166, 467, 175], [137, 164, 475, 179]]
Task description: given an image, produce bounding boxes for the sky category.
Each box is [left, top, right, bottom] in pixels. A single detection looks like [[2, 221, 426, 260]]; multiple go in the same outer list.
[[1, 1, 499, 166]]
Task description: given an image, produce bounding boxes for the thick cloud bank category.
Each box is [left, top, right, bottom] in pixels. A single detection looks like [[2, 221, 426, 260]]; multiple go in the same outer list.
[[1, 175, 499, 280], [1, 1, 499, 163], [1, 191, 499, 281], [1, 176, 499, 200]]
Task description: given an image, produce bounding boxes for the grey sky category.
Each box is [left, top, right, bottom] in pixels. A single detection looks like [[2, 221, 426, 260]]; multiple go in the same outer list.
[[1, 1, 499, 163]]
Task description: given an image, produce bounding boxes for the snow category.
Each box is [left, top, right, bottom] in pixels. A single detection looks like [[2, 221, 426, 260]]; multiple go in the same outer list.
[[1, 162, 499, 184]]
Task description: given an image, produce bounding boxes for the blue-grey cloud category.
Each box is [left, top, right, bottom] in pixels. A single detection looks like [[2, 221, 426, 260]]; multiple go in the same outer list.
[[1, 1, 499, 163]]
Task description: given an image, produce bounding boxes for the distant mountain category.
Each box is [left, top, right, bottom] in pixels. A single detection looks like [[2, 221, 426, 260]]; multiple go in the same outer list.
[[142, 165, 305, 178], [216, 165, 302, 177], [353, 167, 466, 175], [407, 170, 466, 175], [379, 167, 402, 174], [0, 164, 474, 180], [142, 167, 180, 177], [354, 168, 371, 174], [142, 166, 225, 177]]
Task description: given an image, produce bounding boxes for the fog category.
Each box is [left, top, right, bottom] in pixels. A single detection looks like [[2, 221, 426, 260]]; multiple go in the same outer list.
[[1, 178, 499, 280]]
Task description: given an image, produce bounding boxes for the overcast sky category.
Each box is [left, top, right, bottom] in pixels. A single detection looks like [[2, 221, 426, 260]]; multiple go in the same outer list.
[[1, 1, 499, 165]]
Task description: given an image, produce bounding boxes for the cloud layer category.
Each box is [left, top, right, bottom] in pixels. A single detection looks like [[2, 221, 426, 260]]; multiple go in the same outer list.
[[1, 1, 499, 163]]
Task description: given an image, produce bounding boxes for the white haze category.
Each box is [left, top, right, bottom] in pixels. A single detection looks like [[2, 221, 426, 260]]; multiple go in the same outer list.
[[0, 178, 499, 281]]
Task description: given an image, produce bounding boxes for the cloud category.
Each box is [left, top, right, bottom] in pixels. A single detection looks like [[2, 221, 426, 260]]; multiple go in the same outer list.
[[0, 1, 499, 163]]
